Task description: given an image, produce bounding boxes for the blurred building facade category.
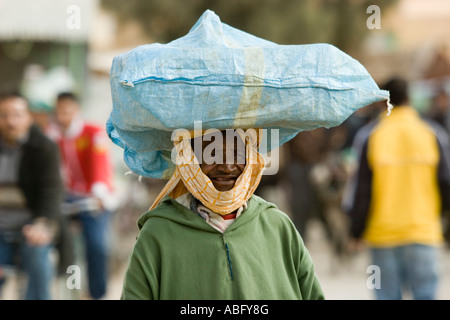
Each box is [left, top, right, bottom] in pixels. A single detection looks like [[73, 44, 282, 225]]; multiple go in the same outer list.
[[359, 0, 450, 112], [0, 0, 98, 99]]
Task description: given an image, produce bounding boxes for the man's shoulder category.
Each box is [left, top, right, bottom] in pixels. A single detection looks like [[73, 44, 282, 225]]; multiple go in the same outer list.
[[249, 194, 276, 209], [27, 125, 59, 151], [353, 118, 380, 148], [421, 116, 450, 146], [81, 122, 106, 136], [248, 194, 294, 223], [136, 196, 198, 231]]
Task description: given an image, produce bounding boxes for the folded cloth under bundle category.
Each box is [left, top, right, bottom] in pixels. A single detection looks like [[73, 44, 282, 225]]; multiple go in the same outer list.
[[107, 9, 390, 179]]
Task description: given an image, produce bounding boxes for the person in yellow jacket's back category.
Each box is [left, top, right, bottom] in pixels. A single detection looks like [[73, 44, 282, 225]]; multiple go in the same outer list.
[[343, 77, 450, 300]]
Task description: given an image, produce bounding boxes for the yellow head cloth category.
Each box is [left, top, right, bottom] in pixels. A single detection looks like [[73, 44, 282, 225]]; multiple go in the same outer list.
[[149, 129, 266, 215]]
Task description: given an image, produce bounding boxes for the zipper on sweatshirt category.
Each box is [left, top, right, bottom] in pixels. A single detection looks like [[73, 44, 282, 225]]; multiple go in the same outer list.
[[223, 241, 234, 280]]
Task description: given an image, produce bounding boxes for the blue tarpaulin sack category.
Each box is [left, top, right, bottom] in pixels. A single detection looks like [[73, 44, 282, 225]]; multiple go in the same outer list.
[[107, 9, 390, 179]]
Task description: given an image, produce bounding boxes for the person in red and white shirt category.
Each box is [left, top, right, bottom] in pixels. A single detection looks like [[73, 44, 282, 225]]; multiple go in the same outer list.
[[55, 92, 117, 299]]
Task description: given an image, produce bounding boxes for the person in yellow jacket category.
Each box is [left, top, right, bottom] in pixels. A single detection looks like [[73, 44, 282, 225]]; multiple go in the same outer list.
[[343, 77, 450, 300]]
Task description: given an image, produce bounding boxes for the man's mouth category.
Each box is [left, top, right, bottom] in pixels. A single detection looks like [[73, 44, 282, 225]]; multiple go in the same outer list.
[[210, 176, 238, 189], [212, 176, 236, 182], [213, 176, 236, 181]]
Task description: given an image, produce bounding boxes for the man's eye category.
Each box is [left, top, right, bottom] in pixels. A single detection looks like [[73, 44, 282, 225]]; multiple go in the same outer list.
[[203, 152, 216, 164]]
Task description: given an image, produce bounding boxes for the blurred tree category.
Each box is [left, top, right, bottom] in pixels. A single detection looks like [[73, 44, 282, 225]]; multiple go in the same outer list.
[[101, 0, 396, 54]]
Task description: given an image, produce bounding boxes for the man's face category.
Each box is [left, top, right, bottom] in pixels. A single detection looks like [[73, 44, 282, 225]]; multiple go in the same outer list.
[[0, 97, 33, 144], [55, 98, 79, 131], [198, 132, 246, 192]]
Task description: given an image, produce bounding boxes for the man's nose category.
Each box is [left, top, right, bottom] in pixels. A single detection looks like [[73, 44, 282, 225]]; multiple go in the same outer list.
[[217, 163, 237, 173]]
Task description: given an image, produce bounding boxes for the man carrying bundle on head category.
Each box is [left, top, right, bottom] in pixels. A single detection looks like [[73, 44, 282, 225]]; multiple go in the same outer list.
[[107, 10, 391, 300]]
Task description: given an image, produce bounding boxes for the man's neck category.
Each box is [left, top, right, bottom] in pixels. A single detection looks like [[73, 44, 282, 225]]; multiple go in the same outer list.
[[62, 117, 84, 138]]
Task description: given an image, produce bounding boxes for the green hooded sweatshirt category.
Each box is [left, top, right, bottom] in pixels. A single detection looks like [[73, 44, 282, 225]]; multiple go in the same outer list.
[[121, 194, 325, 300]]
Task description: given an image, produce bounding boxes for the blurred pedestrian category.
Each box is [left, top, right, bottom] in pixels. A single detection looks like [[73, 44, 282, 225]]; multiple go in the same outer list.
[[426, 86, 450, 132], [54, 92, 117, 300], [27, 99, 75, 296], [29, 100, 61, 141], [425, 86, 450, 246], [343, 77, 450, 300], [0, 92, 64, 299], [284, 127, 336, 243]]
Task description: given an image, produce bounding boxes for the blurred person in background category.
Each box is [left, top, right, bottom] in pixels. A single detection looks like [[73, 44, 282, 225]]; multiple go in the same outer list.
[[284, 128, 338, 243], [55, 92, 117, 300], [27, 99, 75, 296], [425, 86, 450, 246], [0, 92, 63, 299], [426, 86, 450, 133], [343, 77, 450, 300], [29, 100, 61, 141]]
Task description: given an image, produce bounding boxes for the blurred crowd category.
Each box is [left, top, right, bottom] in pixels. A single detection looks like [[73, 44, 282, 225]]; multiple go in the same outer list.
[[0, 90, 119, 300]]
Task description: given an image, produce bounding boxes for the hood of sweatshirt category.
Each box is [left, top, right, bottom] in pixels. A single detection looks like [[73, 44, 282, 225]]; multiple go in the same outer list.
[[137, 194, 277, 233]]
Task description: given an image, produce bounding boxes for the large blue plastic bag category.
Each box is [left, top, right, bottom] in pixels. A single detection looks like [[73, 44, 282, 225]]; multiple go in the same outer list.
[[107, 9, 390, 179]]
